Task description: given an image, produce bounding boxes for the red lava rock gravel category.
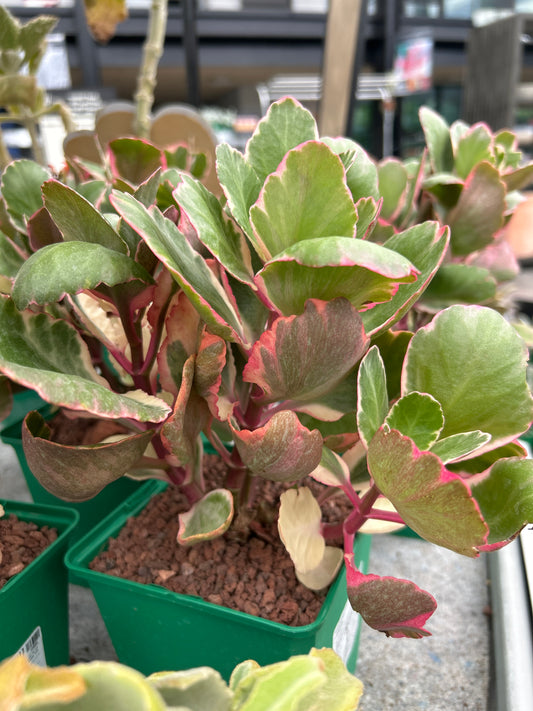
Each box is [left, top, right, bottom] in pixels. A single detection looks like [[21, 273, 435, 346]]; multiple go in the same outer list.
[[89, 455, 349, 627], [0, 514, 58, 589]]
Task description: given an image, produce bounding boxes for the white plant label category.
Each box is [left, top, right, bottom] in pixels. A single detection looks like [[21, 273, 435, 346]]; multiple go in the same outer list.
[[16, 626, 47, 667], [332, 600, 361, 668]]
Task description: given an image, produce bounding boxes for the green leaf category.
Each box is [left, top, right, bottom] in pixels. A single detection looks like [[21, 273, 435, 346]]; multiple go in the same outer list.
[[421, 263, 496, 310], [430, 431, 491, 464], [386, 392, 444, 451], [454, 124, 494, 179], [175, 174, 255, 285], [250, 141, 357, 261], [19, 16, 58, 65], [309, 447, 351, 487], [109, 138, 164, 185], [0, 297, 170, 422], [245, 97, 318, 183], [322, 137, 379, 202], [357, 346, 388, 448], [378, 159, 408, 221], [503, 163, 533, 192], [422, 173, 463, 210], [403, 305, 533, 449], [0, 6, 20, 50], [231, 655, 325, 711], [232, 411, 323, 482], [471, 458, 533, 542], [0, 231, 24, 282], [368, 428, 488, 555], [297, 648, 364, 711], [216, 142, 262, 241], [178, 489, 234, 544], [12, 242, 153, 309], [354, 197, 380, 239], [58, 660, 167, 710], [22, 412, 154, 502], [372, 329, 412, 401], [419, 106, 454, 173], [447, 162, 505, 257], [148, 668, 232, 711], [160, 354, 210, 474], [448, 440, 528, 475], [1, 160, 49, 224], [243, 299, 368, 407], [42, 179, 128, 254], [361, 222, 449, 337], [257, 236, 417, 316], [111, 191, 247, 345]]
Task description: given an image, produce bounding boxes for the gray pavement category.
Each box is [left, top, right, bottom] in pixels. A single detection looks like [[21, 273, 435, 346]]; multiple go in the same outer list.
[[2, 439, 491, 709]]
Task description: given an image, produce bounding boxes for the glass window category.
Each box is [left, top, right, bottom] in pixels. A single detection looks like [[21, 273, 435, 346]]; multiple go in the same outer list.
[[444, 0, 473, 18], [404, 1, 441, 18]]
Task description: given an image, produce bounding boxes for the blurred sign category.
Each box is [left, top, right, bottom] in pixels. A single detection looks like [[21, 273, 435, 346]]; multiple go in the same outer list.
[[393, 33, 433, 94], [36, 33, 71, 91]]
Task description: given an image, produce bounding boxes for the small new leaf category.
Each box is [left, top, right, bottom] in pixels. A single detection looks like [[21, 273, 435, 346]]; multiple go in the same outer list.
[[178, 489, 234, 544]]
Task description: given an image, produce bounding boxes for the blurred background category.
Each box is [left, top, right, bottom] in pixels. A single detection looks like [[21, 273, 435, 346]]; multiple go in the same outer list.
[[6, 0, 533, 160]]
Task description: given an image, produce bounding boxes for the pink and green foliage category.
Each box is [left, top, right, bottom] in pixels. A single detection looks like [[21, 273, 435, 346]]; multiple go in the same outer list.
[[0, 98, 532, 639], [375, 106, 533, 321]]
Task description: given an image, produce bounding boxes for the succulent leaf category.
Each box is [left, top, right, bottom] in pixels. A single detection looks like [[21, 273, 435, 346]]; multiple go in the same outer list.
[[346, 557, 437, 639], [232, 411, 323, 482], [178, 488, 234, 544], [175, 173, 255, 285], [356, 345, 389, 449], [385, 392, 444, 451], [42, 179, 128, 253], [362, 222, 449, 337], [367, 428, 488, 556], [256, 236, 418, 316], [403, 305, 533, 449], [471, 458, 533, 543], [243, 298, 368, 407], [22, 411, 155, 501], [111, 191, 247, 345], [244, 97, 318, 183], [12, 242, 153, 309], [249, 141, 357, 260]]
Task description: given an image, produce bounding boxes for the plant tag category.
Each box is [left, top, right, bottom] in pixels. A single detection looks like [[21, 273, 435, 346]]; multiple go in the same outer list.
[[332, 601, 361, 669], [16, 626, 47, 667]]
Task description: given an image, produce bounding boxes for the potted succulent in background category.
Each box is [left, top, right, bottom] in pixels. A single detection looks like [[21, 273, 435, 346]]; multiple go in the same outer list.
[[0, 500, 78, 667], [0, 6, 74, 170], [0, 96, 532, 680], [0, 648, 364, 711]]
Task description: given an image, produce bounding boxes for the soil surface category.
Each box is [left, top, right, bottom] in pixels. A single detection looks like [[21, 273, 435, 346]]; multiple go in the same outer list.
[[90, 454, 349, 627], [0, 514, 58, 589]]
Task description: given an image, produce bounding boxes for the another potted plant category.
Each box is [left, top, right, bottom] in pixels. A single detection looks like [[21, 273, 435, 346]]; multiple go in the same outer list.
[[0, 500, 78, 666], [0, 97, 532, 676], [0, 648, 364, 711]]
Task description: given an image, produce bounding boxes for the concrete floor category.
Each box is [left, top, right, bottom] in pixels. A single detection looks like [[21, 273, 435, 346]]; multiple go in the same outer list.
[[1, 438, 492, 710]]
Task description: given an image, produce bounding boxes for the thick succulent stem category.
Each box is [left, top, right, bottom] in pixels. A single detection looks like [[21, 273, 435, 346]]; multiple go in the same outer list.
[[134, 0, 168, 138]]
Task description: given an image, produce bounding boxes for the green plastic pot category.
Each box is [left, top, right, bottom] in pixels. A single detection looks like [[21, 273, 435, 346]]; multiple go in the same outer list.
[[0, 389, 46, 433], [0, 499, 78, 666], [66, 480, 372, 680], [0, 412, 142, 544]]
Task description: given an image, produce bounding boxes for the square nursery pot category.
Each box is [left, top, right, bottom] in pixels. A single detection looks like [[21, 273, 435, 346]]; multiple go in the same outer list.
[[0, 409, 142, 544], [0, 499, 78, 666], [0, 389, 46, 434], [66, 480, 372, 680]]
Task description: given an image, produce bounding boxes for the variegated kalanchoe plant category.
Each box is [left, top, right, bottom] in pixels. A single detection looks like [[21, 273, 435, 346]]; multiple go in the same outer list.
[[0, 98, 532, 638], [0, 648, 364, 711]]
